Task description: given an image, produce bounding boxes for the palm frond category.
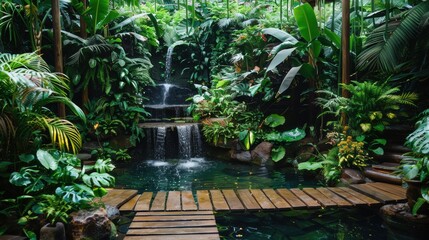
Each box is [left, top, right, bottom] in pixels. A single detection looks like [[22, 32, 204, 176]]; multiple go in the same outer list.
[[41, 118, 82, 154], [357, 2, 429, 73]]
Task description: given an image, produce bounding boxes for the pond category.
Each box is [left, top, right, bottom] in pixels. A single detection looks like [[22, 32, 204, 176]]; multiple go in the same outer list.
[[112, 155, 396, 240]]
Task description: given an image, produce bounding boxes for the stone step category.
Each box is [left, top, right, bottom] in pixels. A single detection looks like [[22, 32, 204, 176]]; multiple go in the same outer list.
[[364, 168, 402, 185], [372, 163, 400, 172], [373, 153, 406, 163], [384, 144, 411, 154]]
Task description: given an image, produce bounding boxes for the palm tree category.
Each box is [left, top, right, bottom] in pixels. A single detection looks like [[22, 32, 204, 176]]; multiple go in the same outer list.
[[0, 52, 85, 162]]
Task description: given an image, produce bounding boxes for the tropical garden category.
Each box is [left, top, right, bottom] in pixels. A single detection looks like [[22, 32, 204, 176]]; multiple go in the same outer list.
[[0, 0, 428, 239]]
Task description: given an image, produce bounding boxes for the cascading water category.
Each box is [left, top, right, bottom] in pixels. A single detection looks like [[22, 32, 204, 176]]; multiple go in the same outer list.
[[154, 127, 166, 160], [191, 124, 202, 157], [164, 45, 174, 83], [160, 83, 173, 105], [177, 125, 192, 159]]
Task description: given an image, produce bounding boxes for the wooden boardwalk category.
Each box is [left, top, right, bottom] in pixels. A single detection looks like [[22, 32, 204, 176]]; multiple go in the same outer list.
[[101, 182, 406, 239]]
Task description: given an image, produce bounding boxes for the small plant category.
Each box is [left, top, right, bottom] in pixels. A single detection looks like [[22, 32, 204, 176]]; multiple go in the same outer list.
[[298, 127, 371, 185]]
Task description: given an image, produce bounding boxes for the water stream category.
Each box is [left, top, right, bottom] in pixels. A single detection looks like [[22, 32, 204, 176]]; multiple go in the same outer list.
[[164, 45, 174, 83]]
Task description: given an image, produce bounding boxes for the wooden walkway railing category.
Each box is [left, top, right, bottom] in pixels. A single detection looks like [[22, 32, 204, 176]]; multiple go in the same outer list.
[[101, 182, 406, 240]]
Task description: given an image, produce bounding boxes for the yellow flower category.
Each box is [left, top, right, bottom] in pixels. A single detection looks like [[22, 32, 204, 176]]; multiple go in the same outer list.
[[94, 123, 99, 130], [360, 123, 372, 132], [387, 112, 396, 119]]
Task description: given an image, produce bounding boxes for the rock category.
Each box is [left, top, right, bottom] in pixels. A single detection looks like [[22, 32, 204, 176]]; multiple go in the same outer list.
[[340, 168, 365, 185], [230, 149, 252, 162], [251, 142, 273, 166], [40, 222, 66, 240], [70, 208, 115, 240], [380, 203, 429, 238], [77, 153, 92, 161], [105, 205, 120, 221]]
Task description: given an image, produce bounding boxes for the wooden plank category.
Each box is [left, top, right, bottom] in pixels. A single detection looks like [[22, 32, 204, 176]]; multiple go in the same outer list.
[[101, 189, 126, 206], [339, 187, 379, 205], [317, 188, 353, 207], [166, 191, 182, 211], [137, 211, 214, 216], [250, 189, 276, 209], [196, 190, 213, 211], [236, 189, 260, 210], [124, 234, 220, 240], [368, 182, 406, 198], [222, 190, 245, 210], [133, 215, 215, 221], [127, 227, 219, 235], [209, 190, 229, 211], [130, 220, 216, 228], [135, 192, 153, 211], [349, 184, 397, 203], [358, 184, 404, 201], [181, 191, 198, 211], [276, 189, 306, 209], [303, 188, 337, 207], [120, 194, 141, 211], [327, 187, 367, 206], [290, 189, 320, 208], [262, 189, 291, 209], [102, 189, 138, 208], [151, 192, 167, 211]]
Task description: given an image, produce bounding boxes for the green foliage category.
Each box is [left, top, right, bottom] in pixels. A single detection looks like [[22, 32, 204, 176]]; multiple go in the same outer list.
[[6, 149, 115, 227], [0, 52, 85, 160], [318, 80, 417, 155]]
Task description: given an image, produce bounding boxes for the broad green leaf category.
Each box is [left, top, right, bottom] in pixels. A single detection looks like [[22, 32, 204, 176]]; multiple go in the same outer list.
[[264, 114, 285, 128], [356, 135, 365, 142], [19, 154, 34, 163], [216, 80, 231, 88], [310, 40, 322, 58], [0, 161, 13, 172], [373, 138, 387, 145], [262, 28, 298, 44], [422, 185, 429, 202], [280, 128, 306, 142], [239, 130, 255, 150], [93, 187, 108, 198], [293, 3, 320, 42], [323, 28, 341, 48], [298, 161, 324, 170], [272, 146, 286, 162], [276, 65, 302, 97], [373, 123, 385, 132], [96, 10, 121, 30], [299, 63, 315, 79], [88, 0, 110, 34], [9, 172, 31, 186], [402, 164, 419, 180], [264, 132, 281, 141], [249, 84, 261, 96], [371, 147, 384, 155], [36, 149, 58, 170], [412, 197, 427, 215], [267, 48, 297, 72]]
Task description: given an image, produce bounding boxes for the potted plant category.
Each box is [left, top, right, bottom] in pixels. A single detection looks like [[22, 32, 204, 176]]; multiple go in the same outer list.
[[399, 109, 429, 215]]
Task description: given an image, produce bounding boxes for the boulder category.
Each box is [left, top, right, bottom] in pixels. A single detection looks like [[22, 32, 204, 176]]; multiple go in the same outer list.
[[40, 222, 66, 240], [380, 203, 429, 238], [231, 150, 252, 162], [340, 168, 365, 185], [70, 208, 116, 240], [251, 142, 273, 166]]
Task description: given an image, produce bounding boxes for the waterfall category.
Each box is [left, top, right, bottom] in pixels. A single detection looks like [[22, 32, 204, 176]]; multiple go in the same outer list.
[[154, 127, 166, 160], [160, 83, 173, 105], [191, 124, 202, 157], [177, 125, 192, 159], [164, 45, 174, 83]]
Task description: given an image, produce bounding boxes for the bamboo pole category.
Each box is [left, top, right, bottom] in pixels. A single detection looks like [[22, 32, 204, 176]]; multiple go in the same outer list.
[[341, 0, 350, 125], [52, 0, 65, 117]]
